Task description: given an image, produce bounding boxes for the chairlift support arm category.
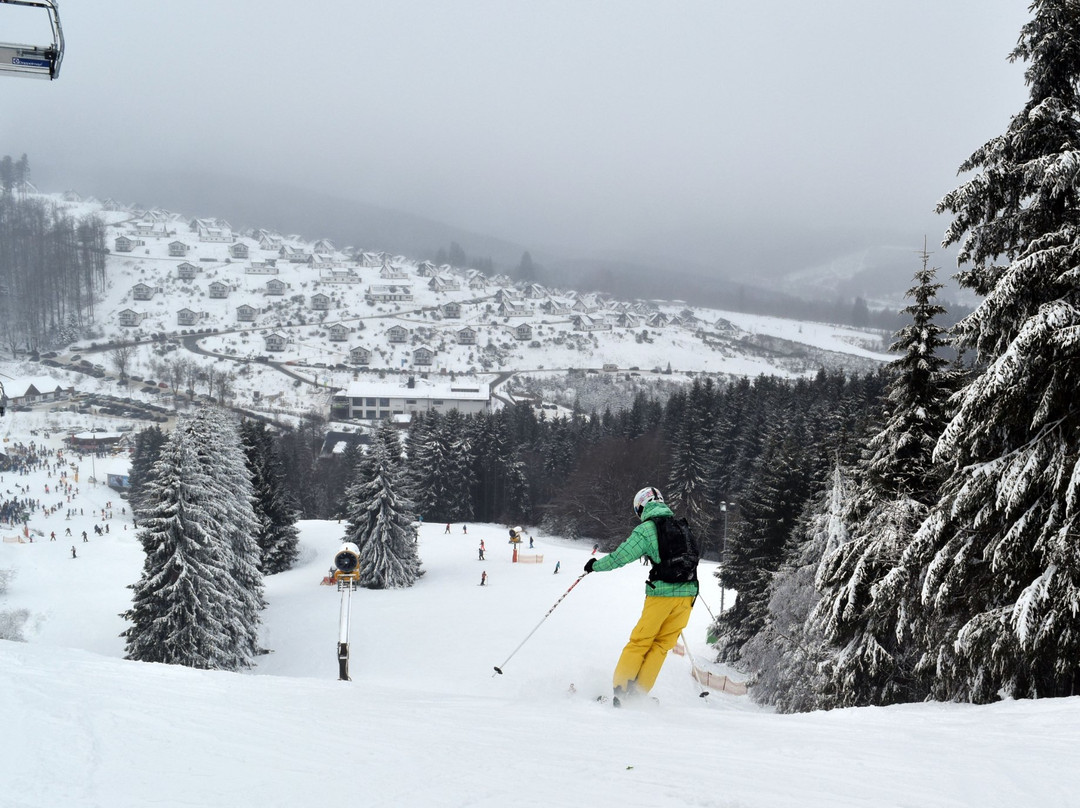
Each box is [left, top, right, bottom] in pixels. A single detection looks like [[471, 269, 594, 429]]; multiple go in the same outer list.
[[0, 0, 64, 80]]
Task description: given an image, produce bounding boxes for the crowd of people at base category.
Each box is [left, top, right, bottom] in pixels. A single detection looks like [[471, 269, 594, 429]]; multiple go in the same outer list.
[[0, 440, 123, 539]]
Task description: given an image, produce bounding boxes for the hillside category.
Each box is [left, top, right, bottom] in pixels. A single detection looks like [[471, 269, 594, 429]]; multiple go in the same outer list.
[[0, 423, 1076, 807], [3, 192, 893, 426]]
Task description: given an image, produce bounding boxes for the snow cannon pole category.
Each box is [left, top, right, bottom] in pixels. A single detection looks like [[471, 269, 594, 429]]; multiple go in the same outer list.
[[493, 573, 587, 676], [338, 582, 353, 681], [679, 632, 709, 698]]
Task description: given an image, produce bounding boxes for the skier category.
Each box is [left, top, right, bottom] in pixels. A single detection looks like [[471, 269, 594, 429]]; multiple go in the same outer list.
[[480, 570, 487, 586], [478, 541, 485, 561], [463, 524, 467, 534], [553, 560, 560, 574], [444, 523, 451, 534], [583, 486, 698, 705], [528, 536, 534, 549], [71, 545, 76, 559], [591, 543, 599, 555]]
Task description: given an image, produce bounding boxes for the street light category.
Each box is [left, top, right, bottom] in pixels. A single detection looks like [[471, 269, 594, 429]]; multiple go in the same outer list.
[[719, 502, 729, 614]]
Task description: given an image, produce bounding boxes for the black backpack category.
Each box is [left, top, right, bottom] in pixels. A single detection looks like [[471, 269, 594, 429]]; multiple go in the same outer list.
[[646, 515, 700, 585]]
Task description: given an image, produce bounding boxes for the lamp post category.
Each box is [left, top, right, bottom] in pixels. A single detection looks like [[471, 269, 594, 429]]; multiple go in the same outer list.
[[719, 501, 729, 614]]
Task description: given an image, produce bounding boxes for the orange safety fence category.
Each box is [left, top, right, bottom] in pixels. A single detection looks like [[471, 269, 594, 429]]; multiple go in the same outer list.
[[515, 553, 544, 564]]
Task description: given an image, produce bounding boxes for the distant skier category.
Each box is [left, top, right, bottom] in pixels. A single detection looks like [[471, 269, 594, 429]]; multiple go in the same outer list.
[[478, 541, 485, 561], [553, 560, 560, 574], [528, 536, 534, 549], [480, 570, 487, 586], [462, 524, 467, 534], [70, 545, 76, 559], [444, 523, 451, 534], [591, 543, 599, 555]]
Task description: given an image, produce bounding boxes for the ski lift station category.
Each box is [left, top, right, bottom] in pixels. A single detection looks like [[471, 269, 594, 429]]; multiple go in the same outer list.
[[0, 0, 64, 80]]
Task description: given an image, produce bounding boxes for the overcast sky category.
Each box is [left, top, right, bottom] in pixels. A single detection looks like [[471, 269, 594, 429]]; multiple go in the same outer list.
[[2, 1, 1032, 279]]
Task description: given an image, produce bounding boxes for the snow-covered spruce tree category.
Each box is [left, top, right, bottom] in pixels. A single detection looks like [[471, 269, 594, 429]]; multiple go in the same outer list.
[[122, 425, 242, 669], [344, 421, 421, 589], [241, 420, 300, 575], [809, 259, 954, 708], [738, 463, 855, 712], [665, 378, 716, 541], [183, 408, 265, 661], [127, 425, 166, 518], [909, 1, 1080, 701]]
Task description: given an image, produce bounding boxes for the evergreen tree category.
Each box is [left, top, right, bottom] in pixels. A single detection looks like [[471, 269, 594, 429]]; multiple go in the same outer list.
[[241, 420, 301, 575], [122, 425, 248, 669], [127, 425, 166, 518], [910, 1, 1080, 701], [343, 421, 421, 589]]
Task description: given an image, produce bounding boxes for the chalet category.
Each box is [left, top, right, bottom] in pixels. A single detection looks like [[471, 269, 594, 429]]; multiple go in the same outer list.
[[246, 262, 279, 275], [415, 260, 437, 277], [198, 224, 234, 243], [4, 376, 74, 407], [349, 346, 371, 365], [379, 263, 410, 280], [387, 325, 408, 343], [328, 323, 350, 342], [229, 242, 250, 259], [312, 253, 340, 270], [311, 293, 331, 310], [615, 312, 641, 329], [313, 239, 336, 254], [266, 278, 287, 296], [572, 314, 612, 332], [428, 275, 460, 293], [177, 308, 204, 326], [523, 283, 547, 300], [442, 301, 462, 319], [177, 262, 199, 280], [494, 288, 519, 305], [258, 231, 283, 251], [647, 311, 669, 328], [131, 283, 159, 301], [264, 332, 288, 352], [114, 235, 135, 252], [359, 252, 383, 268], [280, 245, 310, 264], [134, 221, 168, 238], [208, 281, 230, 299], [330, 376, 491, 421], [412, 346, 434, 366], [674, 313, 702, 329], [571, 297, 593, 314], [236, 304, 257, 322], [168, 240, 190, 257], [365, 285, 414, 303], [118, 309, 146, 327], [513, 323, 533, 341], [457, 326, 478, 345], [541, 298, 572, 316], [498, 301, 529, 318]]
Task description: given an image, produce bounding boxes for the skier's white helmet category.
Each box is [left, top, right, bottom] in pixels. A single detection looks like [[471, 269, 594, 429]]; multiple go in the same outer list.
[[633, 486, 663, 517]]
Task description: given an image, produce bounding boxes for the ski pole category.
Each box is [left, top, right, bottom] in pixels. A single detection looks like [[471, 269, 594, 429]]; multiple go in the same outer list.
[[493, 572, 587, 675], [680, 632, 710, 697]]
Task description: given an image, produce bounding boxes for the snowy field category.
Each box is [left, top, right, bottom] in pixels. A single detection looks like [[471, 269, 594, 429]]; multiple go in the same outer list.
[[1, 429, 1079, 807]]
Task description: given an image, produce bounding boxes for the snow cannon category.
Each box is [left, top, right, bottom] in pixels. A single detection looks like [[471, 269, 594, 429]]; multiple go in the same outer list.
[[509, 526, 523, 544], [334, 542, 361, 575]]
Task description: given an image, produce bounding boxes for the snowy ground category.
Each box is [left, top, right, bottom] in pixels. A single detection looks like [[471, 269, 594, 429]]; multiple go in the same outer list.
[[1, 429, 1079, 807]]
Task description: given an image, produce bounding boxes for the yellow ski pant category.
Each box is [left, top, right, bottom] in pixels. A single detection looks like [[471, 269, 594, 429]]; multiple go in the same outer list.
[[612, 595, 694, 693]]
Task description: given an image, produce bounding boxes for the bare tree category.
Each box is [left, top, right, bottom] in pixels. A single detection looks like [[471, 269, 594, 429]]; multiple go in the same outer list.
[[109, 344, 135, 382]]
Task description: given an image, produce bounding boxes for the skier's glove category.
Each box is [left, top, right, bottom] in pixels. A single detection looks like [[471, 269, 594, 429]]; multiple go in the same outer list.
[[584, 558, 596, 573]]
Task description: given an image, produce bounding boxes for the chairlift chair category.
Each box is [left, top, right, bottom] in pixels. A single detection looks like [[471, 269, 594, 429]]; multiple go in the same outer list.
[[0, 0, 64, 80]]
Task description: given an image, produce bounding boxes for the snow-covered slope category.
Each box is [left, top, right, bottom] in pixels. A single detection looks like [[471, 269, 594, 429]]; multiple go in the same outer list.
[[1, 432, 1078, 807]]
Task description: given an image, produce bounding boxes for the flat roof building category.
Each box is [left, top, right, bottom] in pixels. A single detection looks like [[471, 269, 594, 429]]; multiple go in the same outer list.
[[330, 376, 490, 422]]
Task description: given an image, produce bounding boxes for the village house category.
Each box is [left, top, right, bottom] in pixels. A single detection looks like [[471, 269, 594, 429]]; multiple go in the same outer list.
[[313, 239, 335, 254], [412, 346, 435, 366], [572, 314, 612, 332], [442, 301, 462, 319], [379, 262, 409, 280], [428, 275, 460, 293], [4, 376, 74, 407], [258, 231, 283, 251], [266, 278, 286, 295], [118, 309, 146, 327], [131, 283, 159, 301], [229, 242, 250, 259], [208, 281, 230, 299], [114, 235, 135, 252], [364, 285, 414, 303], [330, 376, 491, 421], [456, 326, 478, 345], [647, 311, 669, 328], [177, 308, 205, 327], [311, 293, 331, 310], [280, 245, 310, 264], [177, 262, 199, 280], [514, 323, 533, 341], [236, 304, 257, 322], [168, 240, 190, 257], [386, 325, 408, 343], [498, 301, 530, 318], [263, 332, 288, 352], [541, 298, 572, 316], [349, 346, 371, 365], [328, 323, 350, 342]]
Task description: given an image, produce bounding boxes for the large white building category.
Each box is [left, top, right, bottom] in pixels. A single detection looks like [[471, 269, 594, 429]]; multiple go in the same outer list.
[[330, 376, 490, 421]]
